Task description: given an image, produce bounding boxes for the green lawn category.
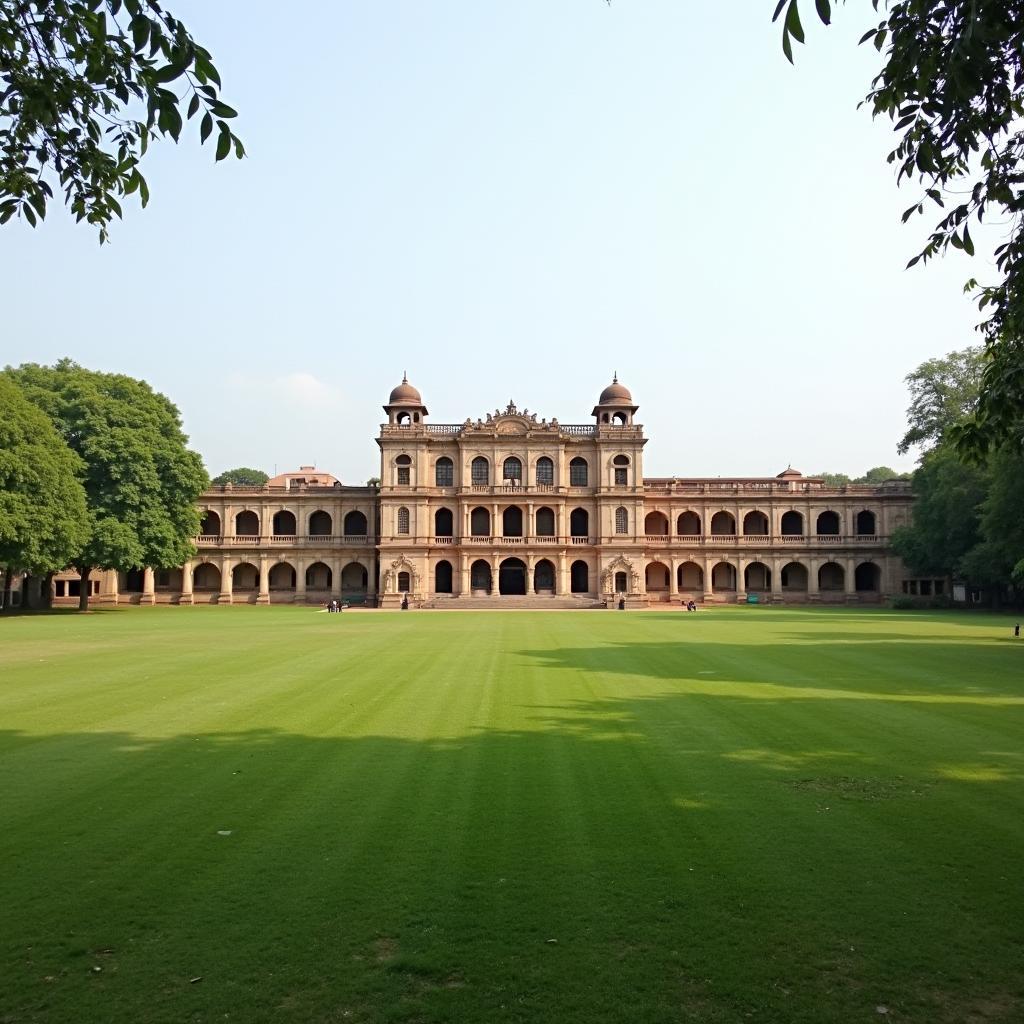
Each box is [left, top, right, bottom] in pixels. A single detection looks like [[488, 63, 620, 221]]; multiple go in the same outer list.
[[1, 606, 1022, 1024]]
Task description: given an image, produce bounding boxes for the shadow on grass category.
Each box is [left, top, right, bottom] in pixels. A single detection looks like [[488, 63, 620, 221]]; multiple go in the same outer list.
[[1, 714, 1023, 1024], [513, 639, 1024, 704]]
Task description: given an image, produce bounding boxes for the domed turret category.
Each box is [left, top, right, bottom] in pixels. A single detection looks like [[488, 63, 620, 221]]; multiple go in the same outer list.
[[592, 373, 638, 426], [383, 372, 428, 425], [598, 374, 633, 406], [389, 373, 422, 405]]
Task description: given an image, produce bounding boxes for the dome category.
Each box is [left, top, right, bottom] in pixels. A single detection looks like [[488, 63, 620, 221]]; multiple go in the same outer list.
[[389, 373, 422, 405], [776, 465, 803, 479], [598, 374, 633, 405]]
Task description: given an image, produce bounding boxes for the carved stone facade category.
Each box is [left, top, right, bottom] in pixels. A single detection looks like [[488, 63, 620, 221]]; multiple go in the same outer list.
[[39, 376, 914, 608]]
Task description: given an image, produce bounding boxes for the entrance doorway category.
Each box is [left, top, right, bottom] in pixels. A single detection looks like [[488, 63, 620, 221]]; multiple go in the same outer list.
[[499, 557, 527, 596]]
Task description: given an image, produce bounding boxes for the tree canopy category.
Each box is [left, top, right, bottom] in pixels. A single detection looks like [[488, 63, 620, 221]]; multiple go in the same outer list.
[[897, 347, 984, 455], [772, 1, 1024, 456], [211, 467, 268, 487], [0, 0, 242, 241], [4, 359, 208, 609], [0, 376, 89, 606]]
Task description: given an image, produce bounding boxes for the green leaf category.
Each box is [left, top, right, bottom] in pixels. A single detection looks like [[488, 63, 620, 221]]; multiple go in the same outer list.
[[187, 93, 200, 119], [215, 129, 231, 162], [200, 111, 213, 143], [210, 101, 238, 118], [963, 225, 975, 256], [814, 0, 831, 25], [131, 16, 149, 52], [785, 1, 805, 44]]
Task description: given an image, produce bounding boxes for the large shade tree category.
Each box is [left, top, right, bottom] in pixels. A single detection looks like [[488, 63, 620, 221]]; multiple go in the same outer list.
[[211, 467, 268, 487], [772, 1, 1024, 456], [4, 360, 208, 610], [0, 0, 243, 241], [0, 376, 89, 610]]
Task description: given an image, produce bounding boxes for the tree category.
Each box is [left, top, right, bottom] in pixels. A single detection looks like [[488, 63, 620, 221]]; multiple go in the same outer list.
[[1, 0, 243, 241], [772, 1, 1024, 456], [366, 476, 381, 488], [890, 445, 989, 579], [814, 471, 852, 487], [856, 466, 909, 483], [211, 467, 268, 487], [4, 359, 208, 610], [0, 376, 89, 610], [897, 347, 984, 455]]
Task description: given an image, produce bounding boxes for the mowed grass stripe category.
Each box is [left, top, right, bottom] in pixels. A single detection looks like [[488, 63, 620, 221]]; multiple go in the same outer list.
[[1, 606, 1022, 1023]]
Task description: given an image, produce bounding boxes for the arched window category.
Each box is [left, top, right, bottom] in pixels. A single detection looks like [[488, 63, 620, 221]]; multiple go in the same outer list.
[[200, 510, 221, 537], [710, 511, 736, 536], [644, 511, 669, 536], [780, 511, 803, 536], [272, 510, 296, 536], [570, 560, 589, 593], [570, 507, 589, 537], [435, 457, 454, 487], [742, 511, 769, 536], [615, 506, 628, 534], [816, 510, 841, 536], [397, 571, 411, 592], [470, 559, 492, 592], [535, 506, 555, 537], [502, 506, 523, 537], [534, 559, 555, 592], [536, 457, 554, 486], [677, 511, 701, 535], [235, 510, 259, 536], [471, 456, 489, 485], [434, 560, 453, 594], [308, 510, 332, 536], [434, 508, 453, 537], [397, 506, 410, 534], [614, 571, 628, 593], [470, 507, 490, 536], [395, 454, 411, 486], [343, 510, 367, 536], [856, 510, 877, 536], [569, 458, 589, 487], [613, 454, 629, 486], [503, 457, 522, 484]]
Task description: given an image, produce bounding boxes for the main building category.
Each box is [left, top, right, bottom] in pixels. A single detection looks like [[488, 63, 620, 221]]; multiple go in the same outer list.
[[57, 375, 917, 608]]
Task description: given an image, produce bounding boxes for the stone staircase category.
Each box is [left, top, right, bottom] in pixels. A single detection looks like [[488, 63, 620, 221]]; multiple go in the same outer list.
[[417, 594, 606, 610]]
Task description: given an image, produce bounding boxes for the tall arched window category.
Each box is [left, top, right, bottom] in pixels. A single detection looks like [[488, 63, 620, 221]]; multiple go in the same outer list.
[[503, 457, 522, 484], [471, 457, 489, 485], [570, 507, 589, 537], [615, 506, 629, 534], [470, 507, 490, 536], [395, 454, 411, 486], [613, 454, 629, 486], [397, 506, 410, 534], [435, 457, 454, 487], [569, 458, 588, 487], [535, 506, 555, 536], [434, 508, 453, 537], [536, 457, 554, 486]]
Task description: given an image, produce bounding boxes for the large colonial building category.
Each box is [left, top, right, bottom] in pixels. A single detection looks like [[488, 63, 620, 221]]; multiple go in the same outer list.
[[42, 376, 917, 609]]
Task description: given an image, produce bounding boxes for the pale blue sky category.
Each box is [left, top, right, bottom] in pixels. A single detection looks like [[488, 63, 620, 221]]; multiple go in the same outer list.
[[0, 1, 994, 482]]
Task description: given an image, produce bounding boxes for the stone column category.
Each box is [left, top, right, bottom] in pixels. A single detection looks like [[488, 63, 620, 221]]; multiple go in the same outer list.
[[669, 559, 679, 598], [331, 557, 343, 599], [220, 557, 233, 604], [142, 567, 156, 605], [258, 556, 270, 604], [735, 558, 746, 602], [295, 557, 307, 603], [704, 557, 716, 603], [526, 502, 533, 539], [460, 554, 470, 596], [771, 557, 783, 600], [558, 552, 568, 595], [180, 560, 194, 605], [846, 556, 857, 600], [808, 558, 820, 600]]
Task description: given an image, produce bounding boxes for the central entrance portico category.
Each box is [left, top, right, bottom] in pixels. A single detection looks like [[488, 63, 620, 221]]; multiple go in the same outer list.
[[499, 557, 527, 595]]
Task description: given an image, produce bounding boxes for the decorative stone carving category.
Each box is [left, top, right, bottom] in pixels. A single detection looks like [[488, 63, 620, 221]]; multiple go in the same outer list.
[[601, 556, 640, 595]]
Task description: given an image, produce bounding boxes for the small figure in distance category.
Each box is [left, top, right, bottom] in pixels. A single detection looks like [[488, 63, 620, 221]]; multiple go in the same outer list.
[[401, 594, 409, 611], [618, 596, 625, 611], [1015, 623, 1020, 638]]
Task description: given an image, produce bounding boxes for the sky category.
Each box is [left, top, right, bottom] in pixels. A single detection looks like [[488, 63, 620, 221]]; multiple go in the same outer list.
[[0, 1, 998, 483]]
